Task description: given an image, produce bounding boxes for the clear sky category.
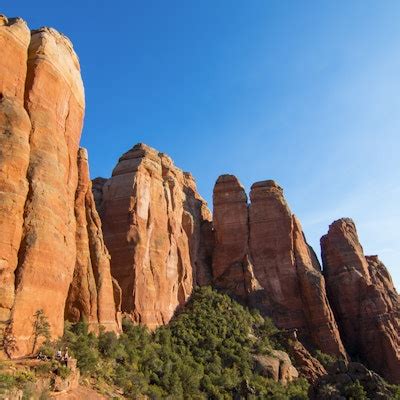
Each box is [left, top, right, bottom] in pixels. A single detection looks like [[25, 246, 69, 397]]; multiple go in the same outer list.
[[3, 1, 400, 288]]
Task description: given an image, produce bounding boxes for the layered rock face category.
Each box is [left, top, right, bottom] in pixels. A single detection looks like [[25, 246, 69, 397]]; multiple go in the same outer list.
[[321, 219, 400, 383], [212, 177, 346, 359], [96, 144, 212, 329], [0, 15, 120, 356]]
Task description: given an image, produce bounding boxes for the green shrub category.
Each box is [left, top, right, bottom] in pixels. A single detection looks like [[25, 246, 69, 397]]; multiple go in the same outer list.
[[0, 373, 16, 390], [314, 349, 337, 368], [344, 380, 368, 400], [35, 361, 53, 376], [56, 365, 71, 380], [14, 369, 35, 386]]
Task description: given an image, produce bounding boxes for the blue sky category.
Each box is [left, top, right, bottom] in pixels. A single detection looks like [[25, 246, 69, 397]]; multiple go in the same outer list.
[[4, 1, 400, 288]]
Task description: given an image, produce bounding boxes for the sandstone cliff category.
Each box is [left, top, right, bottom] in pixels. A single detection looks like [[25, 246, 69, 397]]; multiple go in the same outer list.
[[212, 176, 346, 359], [0, 15, 31, 330], [321, 218, 400, 384], [0, 15, 119, 357], [95, 144, 212, 329]]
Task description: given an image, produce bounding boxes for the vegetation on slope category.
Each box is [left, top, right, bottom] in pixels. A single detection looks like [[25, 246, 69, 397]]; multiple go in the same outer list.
[[55, 286, 309, 399]]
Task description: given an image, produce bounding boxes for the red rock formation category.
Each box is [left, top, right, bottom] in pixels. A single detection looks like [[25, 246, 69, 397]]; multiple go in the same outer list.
[[65, 148, 121, 333], [0, 16, 120, 357], [98, 144, 211, 329], [321, 218, 400, 383], [292, 216, 346, 358], [9, 27, 85, 356], [212, 177, 346, 359], [212, 175, 260, 298], [0, 16, 31, 328], [282, 335, 327, 384]]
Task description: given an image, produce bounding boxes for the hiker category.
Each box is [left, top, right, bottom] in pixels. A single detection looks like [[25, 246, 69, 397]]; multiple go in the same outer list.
[[37, 351, 48, 361], [63, 347, 69, 365], [56, 349, 62, 360]]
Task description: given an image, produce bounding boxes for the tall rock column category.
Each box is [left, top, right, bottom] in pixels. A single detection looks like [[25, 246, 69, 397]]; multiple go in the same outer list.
[[249, 181, 303, 325], [321, 218, 400, 383], [292, 216, 346, 357], [65, 148, 121, 333], [10, 27, 85, 356], [98, 144, 211, 329], [212, 175, 260, 298], [0, 16, 31, 327]]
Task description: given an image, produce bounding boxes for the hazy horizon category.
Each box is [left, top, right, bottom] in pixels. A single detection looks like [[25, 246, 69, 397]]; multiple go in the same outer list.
[[3, 1, 399, 288]]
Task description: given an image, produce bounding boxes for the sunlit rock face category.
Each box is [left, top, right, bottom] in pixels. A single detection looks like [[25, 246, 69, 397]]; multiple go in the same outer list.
[[0, 15, 31, 329], [0, 15, 120, 357], [96, 143, 212, 329], [322, 218, 400, 384], [212, 176, 346, 359]]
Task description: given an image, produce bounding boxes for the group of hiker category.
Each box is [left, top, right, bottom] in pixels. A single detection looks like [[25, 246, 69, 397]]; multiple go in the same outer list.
[[55, 347, 70, 364], [36, 347, 70, 365]]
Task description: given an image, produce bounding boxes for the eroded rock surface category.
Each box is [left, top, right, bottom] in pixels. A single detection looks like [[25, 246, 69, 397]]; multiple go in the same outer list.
[[212, 177, 346, 359], [97, 144, 211, 329], [322, 219, 400, 384]]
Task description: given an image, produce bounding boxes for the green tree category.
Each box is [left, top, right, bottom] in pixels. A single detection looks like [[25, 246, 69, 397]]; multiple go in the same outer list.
[[32, 310, 50, 354]]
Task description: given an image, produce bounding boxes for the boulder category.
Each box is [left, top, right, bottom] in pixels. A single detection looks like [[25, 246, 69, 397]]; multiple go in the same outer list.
[[253, 350, 299, 385]]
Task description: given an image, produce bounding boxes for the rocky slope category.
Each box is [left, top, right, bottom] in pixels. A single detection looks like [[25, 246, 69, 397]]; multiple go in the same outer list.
[[94, 144, 212, 329], [321, 218, 400, 383], [0, 15, 120, 357]]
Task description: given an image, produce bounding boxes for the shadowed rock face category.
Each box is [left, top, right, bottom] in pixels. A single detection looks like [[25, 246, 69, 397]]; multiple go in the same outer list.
[[322, 219, 400, 384], [0, 15, 120, 357], [96, 143, 212, 329], [212, 176, 346, 359], [65, 148, 121, 333]]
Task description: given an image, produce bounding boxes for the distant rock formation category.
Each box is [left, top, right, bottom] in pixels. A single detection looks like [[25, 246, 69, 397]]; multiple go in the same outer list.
[[0, 15, 120, 357], [94, 143, 212, 329], [321, 218, 400, 384], [212, 176, 346, 359]]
